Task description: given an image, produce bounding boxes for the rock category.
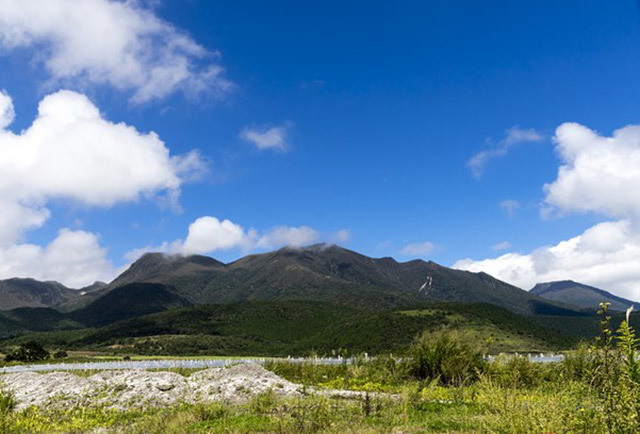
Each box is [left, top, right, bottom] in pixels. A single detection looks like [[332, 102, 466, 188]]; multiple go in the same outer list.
[[0, 363, 302, 411]]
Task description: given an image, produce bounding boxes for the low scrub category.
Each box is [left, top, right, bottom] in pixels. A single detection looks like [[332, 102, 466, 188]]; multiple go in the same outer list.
[[407, 329, 484, 385], [4, 341, 49, 363]]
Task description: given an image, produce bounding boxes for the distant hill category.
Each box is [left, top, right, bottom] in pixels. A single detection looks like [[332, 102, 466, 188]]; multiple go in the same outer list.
[[0, 245, 596, 355], [0, 278, 80, 310], [103, 244, 578, 316], [531, 280, 636, 312]]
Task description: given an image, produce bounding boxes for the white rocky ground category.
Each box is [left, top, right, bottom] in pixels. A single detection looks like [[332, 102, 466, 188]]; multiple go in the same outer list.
[[0, 364, 303, 411]]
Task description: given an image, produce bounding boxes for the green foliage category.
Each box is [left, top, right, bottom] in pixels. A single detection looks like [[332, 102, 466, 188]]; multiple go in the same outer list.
[[4, 341, 49, 363], [407, 329, 484, 385], [2, 300, 590, 358], [561, 342, 593, 381], [0, 389, 15, 414], [52, 350, 68, 359], [0, 388, 16, 434]]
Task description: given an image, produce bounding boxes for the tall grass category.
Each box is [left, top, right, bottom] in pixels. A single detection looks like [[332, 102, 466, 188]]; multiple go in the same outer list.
[[407, 328, 484, 385]]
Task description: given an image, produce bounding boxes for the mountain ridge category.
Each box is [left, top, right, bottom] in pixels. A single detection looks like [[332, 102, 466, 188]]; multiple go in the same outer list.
[[531, 280, 636, 312]]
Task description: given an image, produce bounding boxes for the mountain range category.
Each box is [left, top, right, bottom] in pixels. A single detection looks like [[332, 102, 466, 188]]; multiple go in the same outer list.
[[0, 244, 633, 356]]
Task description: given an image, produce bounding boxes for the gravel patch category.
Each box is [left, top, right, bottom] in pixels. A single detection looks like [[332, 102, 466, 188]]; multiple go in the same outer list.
[[0, 363, 302, 411]]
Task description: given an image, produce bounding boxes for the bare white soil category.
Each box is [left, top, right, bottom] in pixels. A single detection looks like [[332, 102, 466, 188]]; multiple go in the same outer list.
[[0, 363, 302, 411]]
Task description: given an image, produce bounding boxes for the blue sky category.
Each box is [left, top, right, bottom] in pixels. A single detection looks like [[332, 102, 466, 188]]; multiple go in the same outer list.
[[1, 1, 640, 297]]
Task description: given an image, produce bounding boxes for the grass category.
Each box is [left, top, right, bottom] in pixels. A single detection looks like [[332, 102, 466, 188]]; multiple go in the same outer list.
[[3, 303, 640, 432], [0, 376, 608, 433]]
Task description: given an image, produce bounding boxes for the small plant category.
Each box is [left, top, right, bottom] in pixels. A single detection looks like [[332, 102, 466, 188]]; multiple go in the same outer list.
[[250, 389, 278, 414], [0, 389, 15, 414], [0, 388, 15, 433]]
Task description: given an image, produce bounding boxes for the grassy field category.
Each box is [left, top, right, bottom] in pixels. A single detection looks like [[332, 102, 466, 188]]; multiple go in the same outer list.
[[0, 354, 614, 433], [1, 303, 638, 432], [0, 382, 604, 433]]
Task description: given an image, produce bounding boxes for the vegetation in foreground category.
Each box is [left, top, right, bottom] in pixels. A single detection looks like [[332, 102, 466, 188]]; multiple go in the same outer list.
[[0, 302, 639, 433]]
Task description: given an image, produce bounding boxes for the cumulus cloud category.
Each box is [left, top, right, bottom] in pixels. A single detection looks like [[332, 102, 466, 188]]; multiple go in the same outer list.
[[401, 241, 435, 257], [256, 225, 318, 249], [0, 0, 232, 102], [182, 217, 252, 254], [0, 229, 117, 288], [240, 123, 292, 151], [456, 122, 640, 300], [0, 90, 14, 128], [468, 126, 543, 178], [544, 123, 640, 219], [0, 89, 203, 286], [455, 220, 640, 299], [125, 217, 352, 261], [0, 89, 200, 241]]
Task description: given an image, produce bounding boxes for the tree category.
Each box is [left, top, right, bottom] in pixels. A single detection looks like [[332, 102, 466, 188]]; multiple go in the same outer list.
[[4, 341, 50, 363]]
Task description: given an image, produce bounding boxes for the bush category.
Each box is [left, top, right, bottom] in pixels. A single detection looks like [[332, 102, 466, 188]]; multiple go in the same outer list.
[[0, 389, 15, 414], [53, 350, 68, 359], [485, 354, 556, 387], [4, 341, 50, 363], [561, 342, 593, 382], [407, 329, 484, 385]]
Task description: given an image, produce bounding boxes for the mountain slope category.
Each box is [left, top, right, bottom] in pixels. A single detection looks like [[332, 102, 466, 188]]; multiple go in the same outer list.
[[531, 280, 636, 312], [68, 301, 573, 356], [69, 282, 192, 327], [108, 245, 581, 315], [0, 245, 588, 347], [0, 278, 80, 310]]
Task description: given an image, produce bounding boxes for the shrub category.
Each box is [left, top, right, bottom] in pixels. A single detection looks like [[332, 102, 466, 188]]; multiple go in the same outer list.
[[407, 328, 484, 385], [0, 389, 15, 414], [561, 342, 593, 382], [485, 354, 555, 388], [53, 350, 68, 359], [4, 341, 50, 363]]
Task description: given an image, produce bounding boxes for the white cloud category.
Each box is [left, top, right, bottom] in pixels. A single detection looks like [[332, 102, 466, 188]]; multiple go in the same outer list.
[[125, 218, 352, 261], [240, 123, 291, 151], [0, 89, 201, 242], [329, 229, 352, 244], [0, 0, 232, 102], [455, 220, 640, 300], [456, 121, 640, 301], [468, 126, 543, 178], [500, 199, 520, 218], [256, 225, 318, 249], [0, 88, 203, 286], [182, 217, 252, 254], [491, 241, 512, 251], [0, 229, 117, 288], [0, 90, 14, 128], [401, 241, 435, 257], [544, 123, 640, 219]]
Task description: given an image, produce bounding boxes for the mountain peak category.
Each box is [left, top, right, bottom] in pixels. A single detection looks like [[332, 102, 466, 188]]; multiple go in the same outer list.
[[531, 280, 636, 311], [110, 252, 225, 287]]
